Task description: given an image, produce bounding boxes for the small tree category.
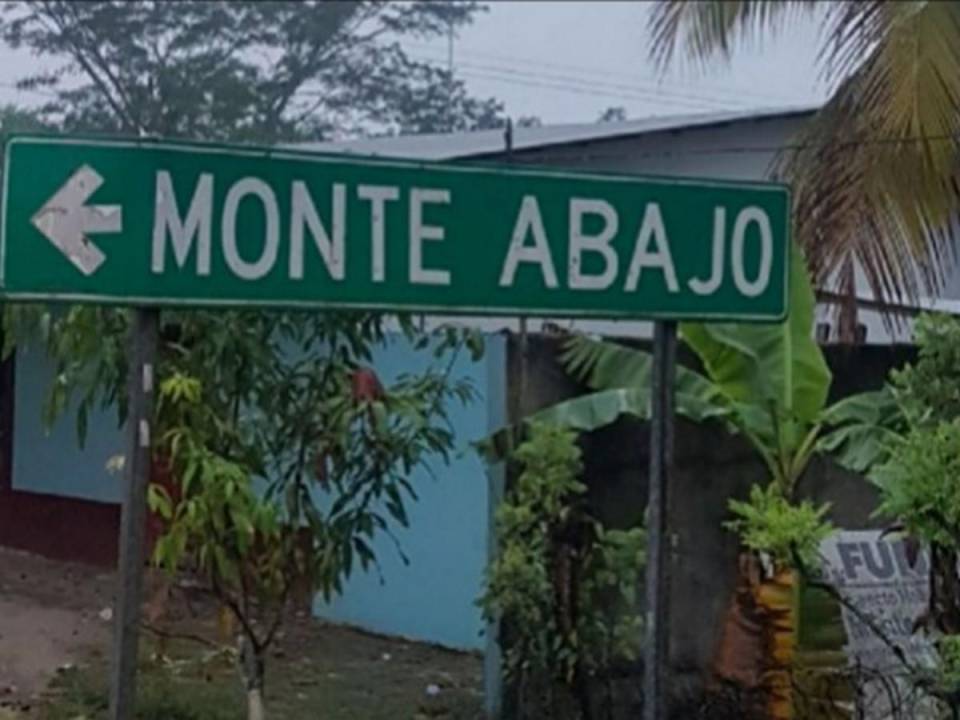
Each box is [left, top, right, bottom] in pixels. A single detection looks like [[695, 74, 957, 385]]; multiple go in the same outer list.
[[149, 374, 292, 720], [5, 305, 482, 720], [147, 328, 477, 720]]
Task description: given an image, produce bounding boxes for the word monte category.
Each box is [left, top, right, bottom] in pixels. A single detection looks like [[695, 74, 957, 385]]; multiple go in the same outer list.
[[1, 136, 789, 319]]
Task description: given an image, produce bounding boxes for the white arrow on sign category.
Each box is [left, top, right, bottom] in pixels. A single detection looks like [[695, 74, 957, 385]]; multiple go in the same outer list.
[[31, 165, 123, 276]]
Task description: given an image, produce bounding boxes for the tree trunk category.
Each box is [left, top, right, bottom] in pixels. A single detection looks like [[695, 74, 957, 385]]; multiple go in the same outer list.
[[712, 553, 798, 720], [929, 544, 960, 634], [247, 688, 265, 720], [713, 554, 765, 691], [239, 635, 266, 720], [755, 566, 797, 720]]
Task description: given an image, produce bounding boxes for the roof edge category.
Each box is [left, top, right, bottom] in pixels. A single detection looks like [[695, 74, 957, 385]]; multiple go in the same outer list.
[[458, 104, 820, 160]]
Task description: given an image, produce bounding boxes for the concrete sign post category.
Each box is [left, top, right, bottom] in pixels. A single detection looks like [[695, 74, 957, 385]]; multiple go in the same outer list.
[[1, 135, 792, 720]]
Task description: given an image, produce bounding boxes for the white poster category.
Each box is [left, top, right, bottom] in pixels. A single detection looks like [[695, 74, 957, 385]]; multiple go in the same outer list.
[[819, 530, 938, 719]]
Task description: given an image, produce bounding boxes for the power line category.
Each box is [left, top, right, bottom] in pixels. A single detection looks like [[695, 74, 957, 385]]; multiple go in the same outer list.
[[442, 42, 807, 107], [404, 39, 804, 108], [290, 70, 733, 114], [407, 50, 748, 112], [455, 69, 731, 112]]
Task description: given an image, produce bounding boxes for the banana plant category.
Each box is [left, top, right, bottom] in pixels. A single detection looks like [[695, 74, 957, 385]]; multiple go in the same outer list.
[[487, 242, 898, 495], [484, 243, 904, 718]]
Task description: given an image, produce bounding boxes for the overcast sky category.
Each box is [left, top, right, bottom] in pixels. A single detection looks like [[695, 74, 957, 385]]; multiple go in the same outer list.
[[407, 1, 830, 123], [0, 1, 830, 126]]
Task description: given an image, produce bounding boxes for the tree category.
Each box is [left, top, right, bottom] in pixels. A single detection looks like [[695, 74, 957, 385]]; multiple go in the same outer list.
[[649, 2, 960, 335], [597, 106, 627, 123], [0, 103, 48, 134], [0, 0, 503, 142], [385, 62, 504, 135]]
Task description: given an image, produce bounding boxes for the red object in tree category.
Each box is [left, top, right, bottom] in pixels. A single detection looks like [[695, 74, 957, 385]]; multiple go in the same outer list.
[[351, 367, 384, 403]]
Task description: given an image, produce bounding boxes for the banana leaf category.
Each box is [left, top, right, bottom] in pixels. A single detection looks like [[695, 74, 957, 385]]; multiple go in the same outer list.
[[680, 242, 832, 464], [817, 386, 906, 476], [481, 382, 732, 461]]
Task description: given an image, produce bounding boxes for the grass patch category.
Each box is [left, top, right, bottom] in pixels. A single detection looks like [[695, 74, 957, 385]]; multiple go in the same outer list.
[[37, 627, 484, 720], [40, 646, 244, 720]]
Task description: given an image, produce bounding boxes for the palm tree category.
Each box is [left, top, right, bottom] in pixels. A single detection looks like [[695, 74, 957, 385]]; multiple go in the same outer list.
[[650, 1, 960, 337]]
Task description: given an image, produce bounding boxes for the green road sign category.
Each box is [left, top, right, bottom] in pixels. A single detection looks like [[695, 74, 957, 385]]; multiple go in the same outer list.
[[1, 135, 790, 320]]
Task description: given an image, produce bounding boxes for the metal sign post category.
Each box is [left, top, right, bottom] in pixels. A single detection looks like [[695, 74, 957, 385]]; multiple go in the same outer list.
[[108, 307, 159, 720], [644, 320, 677, 720]]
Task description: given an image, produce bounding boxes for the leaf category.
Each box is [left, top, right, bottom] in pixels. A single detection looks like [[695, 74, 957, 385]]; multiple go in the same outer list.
[[147, 483, 173, 521], [648, 0, 816, 69], [560, 334, 721, 403], [682, 242, 830, 424], [679, 242, 831, 474], [481, 386, 730, 461], [818, 386, 905, 474]]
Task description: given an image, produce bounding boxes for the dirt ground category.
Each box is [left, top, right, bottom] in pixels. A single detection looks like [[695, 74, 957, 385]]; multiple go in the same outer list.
[[0, 548, 113, 702], [0, 547, 485, 719]]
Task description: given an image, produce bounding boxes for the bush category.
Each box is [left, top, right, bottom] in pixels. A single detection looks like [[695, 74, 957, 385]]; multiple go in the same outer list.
[[725, 483, 833, 571], [480, 423, 644, 720]]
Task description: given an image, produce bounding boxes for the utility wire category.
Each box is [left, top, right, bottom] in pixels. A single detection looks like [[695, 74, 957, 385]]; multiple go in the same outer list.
[[450, 67, 742, 112], [403, 39, 805, 107], [405, 49, 751, 112]]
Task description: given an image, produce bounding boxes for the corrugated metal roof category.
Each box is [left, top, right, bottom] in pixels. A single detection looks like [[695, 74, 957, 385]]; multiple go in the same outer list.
[[288, 104, 818, 160]]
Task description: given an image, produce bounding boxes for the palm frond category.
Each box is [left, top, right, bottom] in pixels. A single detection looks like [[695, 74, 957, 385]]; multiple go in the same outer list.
[[648, 0, 817, 70], [652, 0, 960, 325], [786, 2, 960, 320], [781, 63, 960, 320]]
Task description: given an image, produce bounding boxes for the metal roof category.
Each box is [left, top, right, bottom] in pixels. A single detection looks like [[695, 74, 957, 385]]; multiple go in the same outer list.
[[288, 104, 818, 161]]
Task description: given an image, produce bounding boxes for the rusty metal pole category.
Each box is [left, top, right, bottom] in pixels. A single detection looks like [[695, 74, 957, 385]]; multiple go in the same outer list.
[[109, 307, 159, 720], [504, 118, 530, 417], [644, 320, 676, 720], [503, 118, 529, 421]]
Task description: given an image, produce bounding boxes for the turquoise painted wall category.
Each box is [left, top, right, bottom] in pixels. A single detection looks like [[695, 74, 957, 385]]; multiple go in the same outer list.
[[314, 333, 506, 651], [12, 342, 124, 503], [11, 331, 505, 652]]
